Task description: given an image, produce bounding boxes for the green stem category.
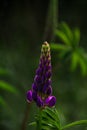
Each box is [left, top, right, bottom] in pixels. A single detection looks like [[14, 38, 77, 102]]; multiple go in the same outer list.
[[43, 0, 58, 42], [61, 120, 87, 130], [36, 109, 42, 130]]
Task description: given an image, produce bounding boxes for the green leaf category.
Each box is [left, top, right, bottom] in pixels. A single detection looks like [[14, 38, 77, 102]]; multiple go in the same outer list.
[[73, 28, 80, 46], [55, 30, 71, 45], [42, 113, 56, 127], [60, 22, 73, 43], [61, 120, 87, 130], [43, 107, 59, 121], [71, 52, 79, 71], [35, 107, 60, 130], [42, 107, 60, 129], [79, 56, 87, 75], [0, 80, 18, 94], [55, 23, 80, 48], [51, 43, 72, 60], [71, 49, 87, 75], [41, 125, 50, 130], [51, 44, 71, 51], [28, 122, 36, 126], [77, 48, 87, 75]]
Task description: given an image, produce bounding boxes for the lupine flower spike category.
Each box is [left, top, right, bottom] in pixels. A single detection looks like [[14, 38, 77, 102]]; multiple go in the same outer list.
[[26, 41, 56, 108]]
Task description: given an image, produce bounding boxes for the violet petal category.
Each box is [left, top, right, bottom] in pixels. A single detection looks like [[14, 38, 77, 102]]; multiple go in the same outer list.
[[34, 75, 41, 84], [36, 96, 44, 107], [46, 71, 52, 79], [36, 68, 42, 75], [32, 83, 38, 91], [42, 84, 49, 93], [45, 96, 56, 107], [26, 90, 33, 103], [46, 86, 52, 95], [32, 91, 37, 101]]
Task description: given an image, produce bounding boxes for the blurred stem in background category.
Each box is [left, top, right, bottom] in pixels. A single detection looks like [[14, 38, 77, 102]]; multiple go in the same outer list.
[[21, 0, 58, 129], [43, 0, 58, 42], [21, 104, 30, 130]]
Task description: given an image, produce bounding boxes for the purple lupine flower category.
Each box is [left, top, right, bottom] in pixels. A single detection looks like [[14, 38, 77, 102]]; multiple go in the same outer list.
[[26, 41, 56, 108]]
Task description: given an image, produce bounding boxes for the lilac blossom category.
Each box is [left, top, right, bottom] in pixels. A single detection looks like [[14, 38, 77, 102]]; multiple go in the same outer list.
[[26, 41, 56, 108]]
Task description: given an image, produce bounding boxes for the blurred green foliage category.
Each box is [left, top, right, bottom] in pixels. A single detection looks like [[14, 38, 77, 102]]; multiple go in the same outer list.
[[51, 22, 87, 75], [0, 68, 18, 109]]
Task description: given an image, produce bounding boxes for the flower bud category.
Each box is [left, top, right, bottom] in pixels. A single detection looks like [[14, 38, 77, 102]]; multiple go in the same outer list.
[[36, 96, 43, 107], [45, 96, 56, 107], [26, 90, 33, 103]]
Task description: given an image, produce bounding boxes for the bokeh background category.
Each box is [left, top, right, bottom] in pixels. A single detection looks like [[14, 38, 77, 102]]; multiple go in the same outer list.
[[0, 0, 87, 130]]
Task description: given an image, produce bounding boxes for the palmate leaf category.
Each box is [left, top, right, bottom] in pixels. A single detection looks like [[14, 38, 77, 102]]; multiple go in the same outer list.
[[71, 51, 79, 71], [79, 55, 87, 75], [41, 107, 61, 130], [59, 50, 72, 60], [31, 113, 51, 130], [55, 22, 80, 47], [29, 107, 87, 130], [51, 22, 87, 75], [73, 28, 80, 46], [71, 48, 87, 75], [55, 22, 74, 46], [51, 43, 72, 60], [59, 22, 73, 43], [43, 107, 60, 122], [31, 107, 61, 130], [55, 30, 71, 46], [0, 80, 18, 94], [51, 44, 71, 51]]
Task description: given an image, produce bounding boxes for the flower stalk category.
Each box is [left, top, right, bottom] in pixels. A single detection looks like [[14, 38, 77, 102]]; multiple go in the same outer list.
[[26, 42, 87, 130]]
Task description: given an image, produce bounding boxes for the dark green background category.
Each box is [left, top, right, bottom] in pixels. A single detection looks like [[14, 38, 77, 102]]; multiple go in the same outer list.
[[0, 0, 87, 130]]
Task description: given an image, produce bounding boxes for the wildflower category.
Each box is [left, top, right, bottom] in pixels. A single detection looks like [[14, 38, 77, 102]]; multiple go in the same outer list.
[[26, 41, 56, 108]]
